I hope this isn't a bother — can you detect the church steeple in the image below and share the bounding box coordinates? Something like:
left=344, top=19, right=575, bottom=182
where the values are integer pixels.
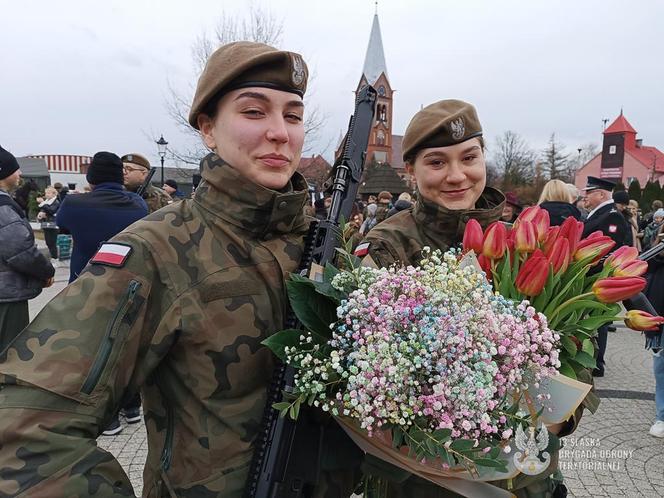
left=356, top=12, right=394, bottom=167
left=361, top=13, right=389, bottom=86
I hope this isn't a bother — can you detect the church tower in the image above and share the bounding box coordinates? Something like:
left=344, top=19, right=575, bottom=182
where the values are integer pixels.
left=357, top=12, right=393, bottom=165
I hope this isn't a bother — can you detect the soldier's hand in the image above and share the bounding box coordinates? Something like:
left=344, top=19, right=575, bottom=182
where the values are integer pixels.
left=43, top=277, right=55, bottom=288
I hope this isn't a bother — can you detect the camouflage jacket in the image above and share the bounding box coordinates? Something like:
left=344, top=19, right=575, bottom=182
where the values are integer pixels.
left=142, top=184, right=172, bottom=214
left=0, top=153, right=311, bottom=497
left=362, top=187, right=505, bottom=268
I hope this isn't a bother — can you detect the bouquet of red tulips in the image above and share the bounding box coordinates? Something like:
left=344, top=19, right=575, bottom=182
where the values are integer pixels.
left=463, top=206, right=664, bottom=382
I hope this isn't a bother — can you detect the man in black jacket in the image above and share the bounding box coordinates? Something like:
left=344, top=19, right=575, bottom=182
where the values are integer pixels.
left=0, top=146, right=55, bottom=349
left=581, top=176, right=631, bottom=377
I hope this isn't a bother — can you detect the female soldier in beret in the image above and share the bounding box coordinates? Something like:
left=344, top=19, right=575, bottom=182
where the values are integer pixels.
left=0, top=42, right=356, bottom=498
left=361, top=99, right=504, bottom=269
left=360, top=100, right=571, bottom=498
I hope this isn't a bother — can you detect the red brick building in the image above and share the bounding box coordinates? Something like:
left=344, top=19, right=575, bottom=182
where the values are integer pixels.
left=575, top=112, right=664, bottom=188
left=297, top=154, right=332, bottom=190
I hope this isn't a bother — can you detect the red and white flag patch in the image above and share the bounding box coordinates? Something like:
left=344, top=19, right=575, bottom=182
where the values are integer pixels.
left=354, top=242, right=370, bottom=257
left=90, top=243, right=133, bottom=267
left=608, top=224, right=617, bottom=233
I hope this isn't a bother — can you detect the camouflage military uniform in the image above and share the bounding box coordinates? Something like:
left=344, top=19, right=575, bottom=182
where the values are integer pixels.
left=0, top=153, right=323, bottom=497
left=361, top=188, right=580, bottom=498
left=363, top=187, right=505, bottom=268
left=140, top=184, right=172, bottom=214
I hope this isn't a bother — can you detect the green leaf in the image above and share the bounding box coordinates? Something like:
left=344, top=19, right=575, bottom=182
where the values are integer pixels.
left=559, top=362, right=577, bottom=379
left=286, top=276, right=337, bottom=338
left=450, top=439, right=476, bottom=452
left=551, top=299, right=610, bottom=328
left=582, top=339, right=595, bottom=356
left=498, top=255, right=513, bottom=297
left=487, top=447, right=501, bottom=459
left=570, top=351, right=596, bottom=369
left=425, top=438, right=437, bottom=455
left=474, top=458, right=508, bottom=469
left=323, top=262, right=340, bottom=283
left=272, top=401, right=291, bottom=412
left=437, top=447, right=456, bottom=467
left=532, top=287, right=549, bottom=312
left=393, top=427, right=404, bottom=448
left=560, top=336, right=577, bottom=356
left=262, top=329, right=304, bottom=362
left=576, top=315, right=617, bottom=331
left=432, top=429, right=452, bottom=441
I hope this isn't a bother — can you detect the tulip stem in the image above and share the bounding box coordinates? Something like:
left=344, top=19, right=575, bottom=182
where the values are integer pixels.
left=549, top=292, right=594, bottom=327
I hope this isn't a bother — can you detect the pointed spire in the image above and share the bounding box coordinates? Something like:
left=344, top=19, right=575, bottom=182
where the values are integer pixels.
left=362, top=13, right=388, bottom=86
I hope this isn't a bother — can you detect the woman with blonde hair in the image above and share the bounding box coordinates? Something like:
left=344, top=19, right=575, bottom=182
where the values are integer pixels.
left=36, top=185, right=61, bottom=259
left=537, top=178, right=581, bottom=226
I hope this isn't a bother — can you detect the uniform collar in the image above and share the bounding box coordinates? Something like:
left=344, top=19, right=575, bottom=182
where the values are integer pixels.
left=193, top=153, right=309, bottom=238
left=587, top=199, right=614, bottom=219
left=413, top=186, right=505, bottom=243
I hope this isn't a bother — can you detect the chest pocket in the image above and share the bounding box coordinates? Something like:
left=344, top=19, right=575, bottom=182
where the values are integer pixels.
left=80, top=279, right=147, bottom=397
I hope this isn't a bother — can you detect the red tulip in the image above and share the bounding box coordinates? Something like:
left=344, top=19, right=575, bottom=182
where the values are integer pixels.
left=624, top=310, right=664, bottom=331
left=514, top=220, right=537, bottom=253
left=542, top=226, right=561, bottom=256
left=592, top=276, right=647, bottom=303
left=515, top=249, right=549, bottom=296
left=605, top=246, right=639, bottom=269
left=533, top=209, right=550, bottom=242
left=482, top=222, right=507, bottom=260
left=478, top=254, right=492, bottom=276
left=574, top=236, right=615, bottom=262
left=547, top=237, right=571, bottom=273
left=614, top=260, right=648, bottom=277
left=559, top=217, right=584, bottom=255
left=517, top=206, right=540, bottom=223
left=583, top=231, right=605, bottom=242
left=463, top=219, right=484, bottom=255
left=506, top=228, right=515, bottom=254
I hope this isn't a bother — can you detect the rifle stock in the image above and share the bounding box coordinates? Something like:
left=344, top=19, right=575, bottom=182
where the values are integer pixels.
left=246, top=85, right=377, bottom=498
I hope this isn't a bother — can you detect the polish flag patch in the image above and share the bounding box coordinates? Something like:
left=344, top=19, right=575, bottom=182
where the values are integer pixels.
left=90, top=243, right=133, bottom=267
left=354, top=242, right=370, bottom=257
left=609, top=224, right=617, bottom=233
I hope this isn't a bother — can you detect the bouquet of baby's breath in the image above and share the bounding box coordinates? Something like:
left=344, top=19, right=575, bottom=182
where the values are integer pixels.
left=264, top=248, right=561, bottom=481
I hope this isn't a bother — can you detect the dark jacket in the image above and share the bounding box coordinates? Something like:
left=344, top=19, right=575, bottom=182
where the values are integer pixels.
left=38, top=198, right=60, bottom=223
left=539, top=201, right=581, bottom=226
left=56, top=183, right=148, bottom=282
left=582, top=202, right=631, bottom=248
left=0, top=191, right=55, bottom=302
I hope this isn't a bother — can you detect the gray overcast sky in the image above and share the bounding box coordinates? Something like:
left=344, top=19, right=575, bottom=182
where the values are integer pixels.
left=1, top=0, right=663, bottom=167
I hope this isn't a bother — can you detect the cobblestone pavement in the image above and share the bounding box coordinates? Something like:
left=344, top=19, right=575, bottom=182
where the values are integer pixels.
left=29, top=268, right=664, bottom=497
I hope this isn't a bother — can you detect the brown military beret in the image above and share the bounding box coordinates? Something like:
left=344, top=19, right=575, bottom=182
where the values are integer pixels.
left=402, top=99, right=483, bottom=162
left=121, top=153, right=151, bottom=170
left=188, top=41, right=309, bottom=129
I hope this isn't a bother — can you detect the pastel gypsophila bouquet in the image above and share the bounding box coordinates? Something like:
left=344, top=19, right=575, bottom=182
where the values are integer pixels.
left=462, top=206, right=664, bottom=383
left=264, top=248, right=560, bottom=476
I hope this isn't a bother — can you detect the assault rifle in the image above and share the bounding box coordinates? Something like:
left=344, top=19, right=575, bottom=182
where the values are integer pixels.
left=135, top=167, right=157, bottom=197
left=246, top=84, right=377, bottom=498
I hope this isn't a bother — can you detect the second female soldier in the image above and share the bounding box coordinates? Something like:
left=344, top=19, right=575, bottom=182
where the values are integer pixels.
left=359, top=100, right=573, bottom=498
left=0, top=42, right=356, bottom=498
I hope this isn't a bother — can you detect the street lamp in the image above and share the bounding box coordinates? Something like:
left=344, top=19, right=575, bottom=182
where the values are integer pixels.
left=156, top=135, right=168, bottom=185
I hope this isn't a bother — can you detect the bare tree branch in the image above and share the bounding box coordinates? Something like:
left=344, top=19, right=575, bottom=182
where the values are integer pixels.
left=492, top=131, right=536, bottom=189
